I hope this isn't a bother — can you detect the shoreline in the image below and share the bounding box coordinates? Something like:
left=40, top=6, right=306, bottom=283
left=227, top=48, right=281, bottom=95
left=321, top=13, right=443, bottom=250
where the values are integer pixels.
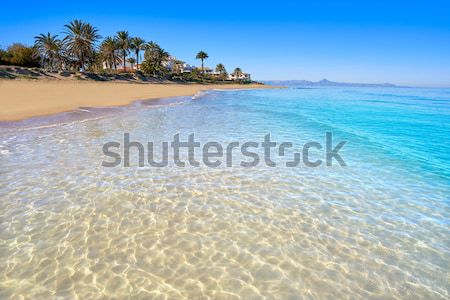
left=0, top=80, right=276, bottom=122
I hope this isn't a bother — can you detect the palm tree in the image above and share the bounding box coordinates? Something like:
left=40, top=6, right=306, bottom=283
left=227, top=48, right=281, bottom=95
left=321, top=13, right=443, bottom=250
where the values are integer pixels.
left=34, top=33, right=63, bottom=70
left=233, top=67, right=243, bottom=79
left=127, top=57, right=136, bottom=70
left=195, top=51, right=208, bottom=74
left=142, top=41, right=169, bottom=76
left=115, top=31, right=130, bottom=72
left=91, top=50, right=103, bottom=72
left=215, top=63, right=227, bottom=80
left=156, top=47, right=170, bottom=75
left=63, top=19, right=100, bottom=71
left=130, top=37, right=145, bottom=70
left=100, top=37, right=121, bottom=71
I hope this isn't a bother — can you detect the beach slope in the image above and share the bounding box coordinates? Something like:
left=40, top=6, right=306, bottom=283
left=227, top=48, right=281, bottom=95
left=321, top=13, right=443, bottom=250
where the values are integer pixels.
left=0, top=81, right=271, bottom=121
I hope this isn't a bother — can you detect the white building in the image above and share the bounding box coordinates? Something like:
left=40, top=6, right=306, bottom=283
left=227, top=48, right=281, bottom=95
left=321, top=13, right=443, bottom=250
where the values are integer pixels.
left=162, top=56, right=177, bottom=69
left=229, top=72, right=251, bottom=81
left=102, top=60, right=139, bottom=72
left=198, top=67, right=213, bottom=74
left=181, top=63, right=195, bottom=73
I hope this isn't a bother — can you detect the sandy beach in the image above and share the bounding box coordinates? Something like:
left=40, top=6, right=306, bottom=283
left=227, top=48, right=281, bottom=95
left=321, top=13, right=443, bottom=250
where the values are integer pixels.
left=0, top=80, right=271, bottom=121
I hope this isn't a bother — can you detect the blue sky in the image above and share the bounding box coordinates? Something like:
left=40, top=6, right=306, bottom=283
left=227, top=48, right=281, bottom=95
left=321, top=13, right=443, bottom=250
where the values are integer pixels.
left=1, top=0, right=449, bottom=86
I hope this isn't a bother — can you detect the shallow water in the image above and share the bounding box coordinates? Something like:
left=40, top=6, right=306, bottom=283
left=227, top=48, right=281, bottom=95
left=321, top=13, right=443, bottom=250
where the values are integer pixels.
left=0, top=87, right=449, bottom=299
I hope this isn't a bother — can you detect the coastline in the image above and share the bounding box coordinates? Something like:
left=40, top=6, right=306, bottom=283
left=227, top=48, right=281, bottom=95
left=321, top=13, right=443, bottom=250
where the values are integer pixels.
left=0, top=80, right=276, bottom=121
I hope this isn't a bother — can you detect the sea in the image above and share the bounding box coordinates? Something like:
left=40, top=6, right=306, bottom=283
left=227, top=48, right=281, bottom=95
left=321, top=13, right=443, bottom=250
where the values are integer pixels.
left=0, top=86, right=449, bottom=299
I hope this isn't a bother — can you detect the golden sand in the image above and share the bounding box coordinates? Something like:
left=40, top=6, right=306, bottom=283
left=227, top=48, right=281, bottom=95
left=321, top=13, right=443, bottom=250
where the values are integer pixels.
left=0, top=80, right=271, bottom=121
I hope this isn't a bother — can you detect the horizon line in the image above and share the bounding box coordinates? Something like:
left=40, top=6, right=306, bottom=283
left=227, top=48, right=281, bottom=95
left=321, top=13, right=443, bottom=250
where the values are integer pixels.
left=258, top=79, right=450, bottom=89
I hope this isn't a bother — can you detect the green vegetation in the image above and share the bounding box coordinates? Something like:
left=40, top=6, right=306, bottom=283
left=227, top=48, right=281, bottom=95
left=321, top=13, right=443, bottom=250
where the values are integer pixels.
left=115, top=31, right=130, bottom=72
left=0, top=44, right=39, bottom=67
left=234, top=67, right=243, bottom=76
left=34, top=33, right=63, bottom=70
left=215, top=63, right=227, bottom=81
left=127, top=57, right=136, bottom=69
left=130, top=37, right=145, bottom=68
left=141, top=41, right=169, bottom=77
left=195, top=51, right=209, bottom=75
left=63, top=19, right=100, bottom=71
left=0, top=19, right=255, bottom=83
left=99, top=37, right=120, bottom=71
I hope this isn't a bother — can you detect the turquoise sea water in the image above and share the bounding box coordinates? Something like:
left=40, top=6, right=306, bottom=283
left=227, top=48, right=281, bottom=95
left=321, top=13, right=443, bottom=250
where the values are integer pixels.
left=0, top=87, right=449, bottom=299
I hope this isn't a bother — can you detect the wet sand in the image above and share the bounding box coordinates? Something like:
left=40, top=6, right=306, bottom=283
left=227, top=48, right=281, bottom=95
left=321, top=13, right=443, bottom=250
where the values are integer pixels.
left=0, top=80, right=271, bottom=121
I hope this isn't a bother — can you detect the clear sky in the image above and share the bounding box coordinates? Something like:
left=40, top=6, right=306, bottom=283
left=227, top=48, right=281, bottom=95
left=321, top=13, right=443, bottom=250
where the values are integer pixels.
left=1, top=0, right=449, bottom=86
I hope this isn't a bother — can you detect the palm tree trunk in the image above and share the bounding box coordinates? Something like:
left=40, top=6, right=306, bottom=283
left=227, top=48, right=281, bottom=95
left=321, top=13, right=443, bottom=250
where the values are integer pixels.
left=201, top=59, right=204, bottom=74
left=112, top=54, right=117, bottom=72
left=136, top=50, right=139, bottom=71
left=123, top=51, right=126, bottom=72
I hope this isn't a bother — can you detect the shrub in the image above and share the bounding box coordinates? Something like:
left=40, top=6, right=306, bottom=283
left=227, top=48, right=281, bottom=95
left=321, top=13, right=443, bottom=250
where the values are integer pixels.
left=4, top=44, right=40, bottom=67
left=0, top=49, right=12, bottom=65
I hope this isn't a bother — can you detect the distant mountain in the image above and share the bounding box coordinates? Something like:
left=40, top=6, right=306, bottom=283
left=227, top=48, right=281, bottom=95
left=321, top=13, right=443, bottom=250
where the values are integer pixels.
left=263, top=79, right=399, bottom=87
